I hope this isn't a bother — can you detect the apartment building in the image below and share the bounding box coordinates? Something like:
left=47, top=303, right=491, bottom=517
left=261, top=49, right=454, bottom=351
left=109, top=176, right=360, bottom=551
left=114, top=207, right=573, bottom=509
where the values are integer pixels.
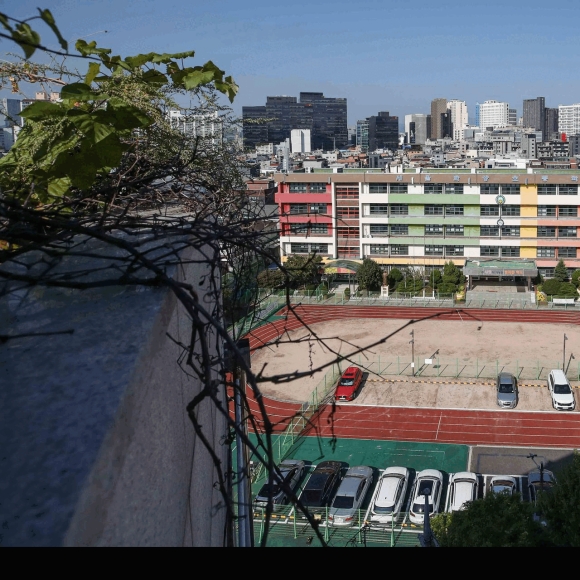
left=558, top=103, right=580, bottom=137
left=477, top=100, right=510, bottom=130
left=275, top=169, right=580, bottom=278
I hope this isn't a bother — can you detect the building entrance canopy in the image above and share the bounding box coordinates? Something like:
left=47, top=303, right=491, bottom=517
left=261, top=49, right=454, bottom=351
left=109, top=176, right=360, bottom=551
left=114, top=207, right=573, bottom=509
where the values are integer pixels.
left=463, top=260, right=538, bottom=278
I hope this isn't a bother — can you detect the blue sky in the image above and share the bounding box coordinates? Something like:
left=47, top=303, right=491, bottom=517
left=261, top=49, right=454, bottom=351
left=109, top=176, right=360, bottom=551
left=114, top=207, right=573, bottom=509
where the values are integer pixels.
left=5, top=0, right=580, bottom=126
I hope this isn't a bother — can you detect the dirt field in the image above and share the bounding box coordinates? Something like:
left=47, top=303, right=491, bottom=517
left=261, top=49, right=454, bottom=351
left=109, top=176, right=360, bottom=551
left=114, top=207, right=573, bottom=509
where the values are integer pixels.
left=251, top=318, right=580, bottom=412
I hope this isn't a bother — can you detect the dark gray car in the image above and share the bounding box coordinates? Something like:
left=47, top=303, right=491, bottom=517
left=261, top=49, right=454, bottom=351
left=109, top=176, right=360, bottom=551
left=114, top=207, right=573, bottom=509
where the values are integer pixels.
left=496, top=372, right=518, bottom=409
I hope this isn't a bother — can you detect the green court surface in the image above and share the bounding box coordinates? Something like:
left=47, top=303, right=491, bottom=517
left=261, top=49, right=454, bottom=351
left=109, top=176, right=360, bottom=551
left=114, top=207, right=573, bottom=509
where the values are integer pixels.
left=247, top=436, right=469, bottom=547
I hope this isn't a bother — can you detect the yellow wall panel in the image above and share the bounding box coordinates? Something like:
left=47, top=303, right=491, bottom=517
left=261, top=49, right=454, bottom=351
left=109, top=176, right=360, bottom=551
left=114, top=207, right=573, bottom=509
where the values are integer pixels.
left=520, top=247, right=537, bottom=258
left=520, top=226, right=537, bottom=238
left=521, top=206, right=537, bottom=218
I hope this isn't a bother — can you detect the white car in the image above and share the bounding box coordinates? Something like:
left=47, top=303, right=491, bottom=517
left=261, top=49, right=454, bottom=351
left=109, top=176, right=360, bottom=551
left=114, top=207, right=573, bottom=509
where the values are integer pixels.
left=448, top=472, right=479, bottom=512
left=488, top=475, right=518, bottom=496
left=409, top=469, right=443, bottom=525
left=369, top=466, right=410, bottom=524
left=547, top=370, right=576, bottom=411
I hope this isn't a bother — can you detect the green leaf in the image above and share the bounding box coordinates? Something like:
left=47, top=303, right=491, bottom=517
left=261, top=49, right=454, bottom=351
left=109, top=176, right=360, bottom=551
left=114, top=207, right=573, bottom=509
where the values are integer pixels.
left=60, top=83, right=99, bottom=101
left=75, top=39, right=112, bottom=57
left=12, top=22, right=41, bottom=59
left=47, top=177, right=72, bottom=197
left=0, top=12, right=12, bottom=32
left=37, top=8, right=68, bottom=52
left=150, top=50, right=195, bottom=63
left=20, top=100, right=63, bottom=120
left=181, top=69, right=217, bottom=90
left=141, top=69, right=168, bottom=86
left=124, top=53, right=156, bottom=69
left=84, top=62, right=101, bottom=85
left=107, top=98, right=153, bottom=130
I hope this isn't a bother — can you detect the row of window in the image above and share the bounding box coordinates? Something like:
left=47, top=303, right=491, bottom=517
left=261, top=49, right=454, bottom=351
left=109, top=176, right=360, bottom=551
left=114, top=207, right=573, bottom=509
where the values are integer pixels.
left=286, top=203, right=580, bottom=217
left=286, top=183, right=580, bottom=196
left=286, top=223, right=329, bottom=235
left=290, top=243, right=330, bottom=254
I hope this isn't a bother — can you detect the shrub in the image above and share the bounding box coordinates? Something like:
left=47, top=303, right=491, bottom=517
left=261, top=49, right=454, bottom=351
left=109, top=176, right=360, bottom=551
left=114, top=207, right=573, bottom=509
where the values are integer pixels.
left=343, top=288, right=351, bottom=299
left=558, top=282, right=578, bottom=298
left=542, top=278, right=561, bottom=296
left=572, top=270, right=580, bottom=288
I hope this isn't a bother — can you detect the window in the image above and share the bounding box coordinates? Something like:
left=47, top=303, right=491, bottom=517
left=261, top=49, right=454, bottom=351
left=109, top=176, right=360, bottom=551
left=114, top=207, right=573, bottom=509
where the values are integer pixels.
left=539, top=268, right=555, bottom=278
left=559, top=247, right=577, bottom=258
left=481, top=225, right=499, bottom=237
left=390, top=224, right=408, bottom=236
left=337, top=227, right=359, bottom=238
left=502, top=205, right=520, bottom=216
left=289, top=183, right=307, bottom=193
left=335, top=185, right=359, bottom=199
left=538, top=226, right=556, bottom=237
left=390, top=184, right=408, bottom=194
left=337, top=245, right=359, bottom=258
left=538, top=205, right=557, bottom=217
left=445, top=205, right=464, bottom=216
left=369, top=204, right=389, bottom=215
left=501, top=246, right=520, bottom=257
left=559, top=206, right=578, bottom=217
left=425, top=205, right=444, bottom=215
left=309, top=183, right=326, bottom=193
left=390, top=204, right=408, bottom=215
left=369, top=224, right=389, bottom=236
left=502, top=184, right=520, bottom=195
left=481, top=246, right=500, bottom=256
left=290, top=243, right=309, bottom=253
left=559, top=227, right=577, bottom=238
left=538, top=185, right=557, bottom=195
left=369, top=244, right=389, bottom=254
left=289, top=204, right=307, bottom=214
left=310, top=243, right=329, bottom=253
left=445, top=184, right=464, bottom=194
left=480, top=184, right=500, bottom=195
left=425, top=245, right=444, bottom=255
left=424, top=183, right=444, bottom=194
left=425, top=224, right=443, bottom=235
left=481, top=205, right=500, bottom=216
left=310, top=224, right=329, bottom=235
left=289, top=223, right=309, bottom=234
left=501, top=226, right=520, bottom=237
left=446, top=246, right=464, bottom=256
left=309, top=203, right=327, bottom=214
left=446, top=225, right=464, bottom=236
left=537, top=247, right=556, bottom=258
left=369, top=184, right=388, bottom=193
left=390, top=245, right=409, bottom=255
left=559, top=185, right=578, bottom=195
left=336, top=206, right=359, bottom=218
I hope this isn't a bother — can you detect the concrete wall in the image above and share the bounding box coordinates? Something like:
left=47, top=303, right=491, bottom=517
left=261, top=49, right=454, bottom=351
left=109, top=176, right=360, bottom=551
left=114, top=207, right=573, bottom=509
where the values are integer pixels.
left=0, top=243, right=228, bottom=546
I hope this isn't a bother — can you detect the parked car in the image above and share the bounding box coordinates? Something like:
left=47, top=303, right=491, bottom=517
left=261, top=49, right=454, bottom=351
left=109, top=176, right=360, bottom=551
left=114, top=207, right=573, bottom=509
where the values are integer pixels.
left=496, top=372, right=518, bottom=409
left=299, top=461, right=343, bottom=513
left=328, top=465, right=374, bottom=526
left=547, top=370, right=576, bottom=411
left=488, top=475, right=517, bottom=495
left=254, top=459, right=305, bottom=508
left=369, top=466, right=410, bottom=524
left=334, top=366, right=364, bottom=402
left=448, top=472, right=479, bottom=512
left=409, top=469, right=444, bottom=525
left=527, top=469, right=556, bottom=504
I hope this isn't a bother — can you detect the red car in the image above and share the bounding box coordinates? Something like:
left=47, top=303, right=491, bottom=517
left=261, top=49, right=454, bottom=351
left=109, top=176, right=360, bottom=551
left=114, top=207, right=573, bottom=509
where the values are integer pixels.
left=334, top=367, right=363, bottom=401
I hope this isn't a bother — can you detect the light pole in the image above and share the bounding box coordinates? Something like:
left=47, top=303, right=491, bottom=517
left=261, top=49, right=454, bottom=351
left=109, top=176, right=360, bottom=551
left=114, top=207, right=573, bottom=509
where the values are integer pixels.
left=527, top=453, right=545, bottom=494
left=563, top=333, right=568, bottom=372
left=410, top=329, right=415, bottom=376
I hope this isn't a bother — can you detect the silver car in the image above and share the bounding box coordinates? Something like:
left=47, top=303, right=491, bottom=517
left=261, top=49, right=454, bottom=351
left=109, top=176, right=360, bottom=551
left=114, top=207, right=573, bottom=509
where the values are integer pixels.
left=409, top=469, right=444, bottom=525
left=254, top=459, right=305, bottom=507
left=496, top=372, right=518, bottom=409
left=369, top=466, right=410, bottom=524
left=488, top=475, right=517, bottom=496
left=328, top=465, right=374, bottom=526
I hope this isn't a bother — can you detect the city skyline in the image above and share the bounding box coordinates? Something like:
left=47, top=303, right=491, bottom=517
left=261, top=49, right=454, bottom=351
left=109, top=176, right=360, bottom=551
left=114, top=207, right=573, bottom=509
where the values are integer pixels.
left=5, top=0, right=580, bottom=126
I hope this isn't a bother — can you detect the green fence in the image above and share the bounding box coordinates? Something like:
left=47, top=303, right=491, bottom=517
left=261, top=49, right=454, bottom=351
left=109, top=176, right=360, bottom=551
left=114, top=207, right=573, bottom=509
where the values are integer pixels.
left=252, top=504, right=421, bottom=547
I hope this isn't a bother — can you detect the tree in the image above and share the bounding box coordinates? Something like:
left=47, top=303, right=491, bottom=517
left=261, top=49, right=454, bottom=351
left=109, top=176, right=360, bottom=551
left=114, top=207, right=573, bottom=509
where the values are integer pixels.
left=554, top=259, right=569, bottom=282
left=542, top=278, right=562, bottom=296
left=284, top=254, right=323, bottom=287
left=428, top=269, right=442, bottom=288
left=387, top=268, right=403, bottom=289
left=537, top=452, right=580, bottom=546
left=257, top=268, right=286, bottom=288
left=558, top=282, right=578, bottom=298
left=442, top=260, right=464, bottom=289
left=431, top=492, right=547, bottom=547
left=356, top=258, right=383, bottom=291
left=571, top=269, right=580, bottom=288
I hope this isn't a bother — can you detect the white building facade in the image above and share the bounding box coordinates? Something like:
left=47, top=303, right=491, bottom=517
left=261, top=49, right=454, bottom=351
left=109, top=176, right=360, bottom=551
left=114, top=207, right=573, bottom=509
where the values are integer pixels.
left=558, top=104, right=580, bottom=137
left=447, top=100, right=468, bottom=141
left=478, top=100, right=509, bottom=130
left=290, top=128, right=311, bottom=153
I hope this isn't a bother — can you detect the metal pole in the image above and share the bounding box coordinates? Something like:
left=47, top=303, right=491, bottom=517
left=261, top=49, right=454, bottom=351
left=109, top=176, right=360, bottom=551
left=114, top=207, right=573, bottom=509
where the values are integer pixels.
left=410, top=330, right=415, bottom=377
left=563, top=333, right=568, bottom=372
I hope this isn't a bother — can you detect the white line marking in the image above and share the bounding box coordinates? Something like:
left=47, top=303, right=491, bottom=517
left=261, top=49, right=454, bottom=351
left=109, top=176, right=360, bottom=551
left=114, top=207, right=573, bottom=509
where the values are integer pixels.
left=436, top=413, right=443, bottom=440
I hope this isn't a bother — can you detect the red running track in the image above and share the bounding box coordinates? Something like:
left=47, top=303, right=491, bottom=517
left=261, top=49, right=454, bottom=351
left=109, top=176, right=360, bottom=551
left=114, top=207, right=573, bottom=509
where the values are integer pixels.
left=242, top=305, right=580, bottom=448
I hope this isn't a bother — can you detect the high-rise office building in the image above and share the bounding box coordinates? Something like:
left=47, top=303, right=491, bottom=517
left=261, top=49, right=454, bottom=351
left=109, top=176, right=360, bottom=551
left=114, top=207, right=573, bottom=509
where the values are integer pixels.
left=0, top=98, right=22, bottom=128
left=478, top=100, right=509, bottom=130
left=509, top=109, right=518, bottom=126
left=405, top=114, right=431, bottom=145
left=291, top=129, right=311, bottom=153
left=544, top=108, right=559, bottom=141
left=367, top=111, right=398, bottom=151
left=523, top=97, right=546, bottom=133
left=558, top=104, right=580, bottom=137
left=430, top=98, right=449, bottom=139
left=447, top=100, right=468, bottom=140
left=243, top=92, right=347, bottom=151
left=356, top=119, right=369, bottom=151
